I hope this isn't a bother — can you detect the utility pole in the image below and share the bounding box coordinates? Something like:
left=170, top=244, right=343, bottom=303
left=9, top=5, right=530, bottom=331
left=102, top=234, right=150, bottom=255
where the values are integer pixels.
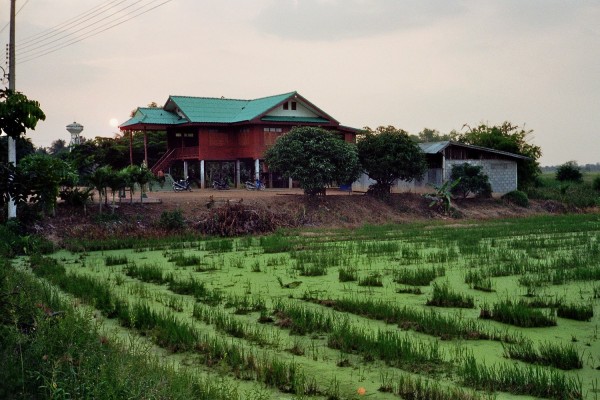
left=7, top=0, right=16, bottom=219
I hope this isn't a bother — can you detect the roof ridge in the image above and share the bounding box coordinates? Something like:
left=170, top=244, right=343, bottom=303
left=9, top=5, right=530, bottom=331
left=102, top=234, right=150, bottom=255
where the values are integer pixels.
left=169, top=94, right=249, bottom=102
left=248, top=91, right=297, bottom=102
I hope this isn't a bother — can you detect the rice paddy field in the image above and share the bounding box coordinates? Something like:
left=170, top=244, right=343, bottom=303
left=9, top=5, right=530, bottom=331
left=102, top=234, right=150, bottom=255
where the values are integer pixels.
left=20, top=213, right=600, bottom=399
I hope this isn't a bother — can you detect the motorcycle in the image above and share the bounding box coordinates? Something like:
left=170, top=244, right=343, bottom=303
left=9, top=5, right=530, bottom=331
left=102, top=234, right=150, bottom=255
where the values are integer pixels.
left=245, top=179, right=265, bottom=191
left=212, top=178, right=230, bottom=190
left=172, top=178, right=192, bottom=192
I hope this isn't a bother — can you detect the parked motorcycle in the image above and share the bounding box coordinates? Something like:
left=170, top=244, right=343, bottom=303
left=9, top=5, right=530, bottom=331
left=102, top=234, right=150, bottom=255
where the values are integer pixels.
left=245, top=179, right=265, bottom=191
left=212, top=178, right=230, bottom=190
left=172, top=178, right=192, bottom=192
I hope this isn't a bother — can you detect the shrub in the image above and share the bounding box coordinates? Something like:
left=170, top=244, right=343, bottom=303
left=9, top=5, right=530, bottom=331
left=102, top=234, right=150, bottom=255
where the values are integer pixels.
left=556, top=161, right=583, bottom=183
left=593, top=176, right=600, bottom=192
left=159, top=209, right=185, bottom=230
left=450, top=163, right=492, bottom=198
left=501, top=190, right=529, bottom=207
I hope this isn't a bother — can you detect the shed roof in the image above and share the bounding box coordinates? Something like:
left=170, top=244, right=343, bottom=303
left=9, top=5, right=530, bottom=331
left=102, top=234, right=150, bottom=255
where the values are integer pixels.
left=119, top=107, right=185, bottom=128
left=419, top=141, right=531, bottom=160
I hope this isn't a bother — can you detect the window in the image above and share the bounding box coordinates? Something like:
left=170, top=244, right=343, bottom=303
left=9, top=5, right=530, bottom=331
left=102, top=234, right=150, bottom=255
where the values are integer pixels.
left=263, top=127, right=282, bottom=133
left=291, top=101, right=297, bottom=110
left=283, top=102, right=289, bottom=110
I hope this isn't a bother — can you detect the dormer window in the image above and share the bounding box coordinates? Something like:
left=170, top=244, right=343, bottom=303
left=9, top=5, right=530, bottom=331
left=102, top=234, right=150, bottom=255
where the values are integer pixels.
left=291, top=101, right=297, bottom=110
left=283, top=102, right=289, bottom=110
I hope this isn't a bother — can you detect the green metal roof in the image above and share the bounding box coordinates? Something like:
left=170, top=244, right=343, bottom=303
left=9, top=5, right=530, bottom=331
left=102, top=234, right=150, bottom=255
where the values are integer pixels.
left=167, top=92, right=298, bottom=124
left=120, top=107, right=184, bottom=128
left=260, top=116, right=330, bottom=123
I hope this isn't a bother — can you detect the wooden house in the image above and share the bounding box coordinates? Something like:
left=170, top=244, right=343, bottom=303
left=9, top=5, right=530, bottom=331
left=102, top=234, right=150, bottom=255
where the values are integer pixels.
left=120, top=91, right=358, bottom=188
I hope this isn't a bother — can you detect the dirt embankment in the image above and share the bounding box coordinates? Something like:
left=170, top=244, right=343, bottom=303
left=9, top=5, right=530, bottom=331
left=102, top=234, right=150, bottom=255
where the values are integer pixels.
left=31, top=188, right=587, bottom=245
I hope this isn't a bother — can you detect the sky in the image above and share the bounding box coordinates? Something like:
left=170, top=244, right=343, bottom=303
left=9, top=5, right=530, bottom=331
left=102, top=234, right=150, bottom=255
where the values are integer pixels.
left=1, top=0, right=599, bottom=166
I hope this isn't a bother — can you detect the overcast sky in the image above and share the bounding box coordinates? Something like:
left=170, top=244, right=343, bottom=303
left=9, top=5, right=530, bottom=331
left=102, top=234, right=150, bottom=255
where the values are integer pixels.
left=1, top=0, right=599, bottom=166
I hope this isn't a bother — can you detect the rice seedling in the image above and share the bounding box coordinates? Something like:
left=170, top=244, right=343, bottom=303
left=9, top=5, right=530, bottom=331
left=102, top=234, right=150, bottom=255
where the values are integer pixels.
left=382, top=373, right=494, bottom=400
left=224, top=294, right=267, bottom=314
left=295, top=261, right=327, bottom=277
left=426, top=282, right=475, bottom=308
left=124, top=262, right=164, bottom=283
left=459, top=353, right=582, bottom=399
left=503, top=340, right=583, bottom=370
left=358, top=272, right=383, bottom=287
left=393, top=266, right=445, bottom=286
left=105, top=254, right=128, bottom=266
left=395, top=286, right=422, bottom=295
left=168, top=252, right=202, bottom=267
left=464, top=270, right=494, bottom=292
left=260, top=233, right=294, bottom=253
left=250, top=260, right=261, bottom=272
left=203, top=238, right=234, bottom=253
left=272, top=299, right=338, bottom=335
left=479, top=299, right=557, bottom=327
left=229, top=257, right=245, bottom=269
left=338, top=266, right=357, bottom=282
left=557, top=302, right=594, bottom=321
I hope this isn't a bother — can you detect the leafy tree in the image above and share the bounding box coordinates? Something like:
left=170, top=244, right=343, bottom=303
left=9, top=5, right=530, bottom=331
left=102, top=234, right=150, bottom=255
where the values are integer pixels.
left=451, top=122, right=541, bottom=189
left=593, top=176, right=600, bottom=192
left=106, top=168, right=127, bottom=213
left=264, top=127, right=360, bottom=196
left=17, top=153, right=76, bottom=216
left=411, top=128, right=451, bottom=143
left=450, top=163, right=492, bottom=199
left=0, top=89, right=46, bottom=141
left=556, top=161, right=583, bottom=183
left=0, top=136, right=35, bottom=163
left=123, top=164, right=154, bottom=204
left=88, top=166, right=112, bottom=213
left=357, top=126, right=427, bottom=196
left=48, top=139, right=68, bottom=156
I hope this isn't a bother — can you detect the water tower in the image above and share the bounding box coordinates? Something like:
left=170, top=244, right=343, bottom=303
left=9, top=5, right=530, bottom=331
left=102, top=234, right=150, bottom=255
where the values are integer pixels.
left=66, top=121, right=84, bottom=148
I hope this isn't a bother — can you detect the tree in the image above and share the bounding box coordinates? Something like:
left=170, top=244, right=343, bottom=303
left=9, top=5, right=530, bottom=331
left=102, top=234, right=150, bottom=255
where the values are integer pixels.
left=449, top=163, right=492, bottom=199
left=0, top=136, right=35, bottom=163
left=48, top=139, right=68, bottom=156
left=451, top=122, right=541, bottom=189
left=556, top=161, right=583, bottom=183
left=18, top=153, right=76, bottom=216
left=88, top=166, right=112, bottom=213
left=125, top=164, right=154, bottom=205
left=264, top=127, right=360, bottom=196
left=357, top=126, right=427, bottom=196
left=411, top=128, right=451, bottom=143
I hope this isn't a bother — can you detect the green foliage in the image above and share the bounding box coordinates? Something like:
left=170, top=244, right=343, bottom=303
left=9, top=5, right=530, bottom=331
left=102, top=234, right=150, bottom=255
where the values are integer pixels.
left=452, top=122, right=541, bottom=189
left=425, top=178, right=461, bottom=214
left=556, top=161, right=583, bottom=183
left=357, top=126, right=427, bottom=196
left=159, top=209, right=186, bottom=230
left=88, top=166, right=113, bottom=213
left=264, top=126, right=360, bottom=196
left=18, top=153, right=77, bottom=216
left=501, top=190, right=529, bottom=207
left=450, top=163, right=492, bottom=198
left=593, top=176, right=600, bottom=191
left=0, top=89, right=46, bottom=139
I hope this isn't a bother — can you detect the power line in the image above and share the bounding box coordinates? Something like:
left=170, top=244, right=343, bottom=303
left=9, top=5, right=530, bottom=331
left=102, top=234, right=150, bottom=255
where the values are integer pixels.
left=18, top=0, right=155, bottom=55
left=0, top=0, right=31, bottom=34
left=18, top=0, right=127, bottom=46
left=19, top=0, right=173, bottom=64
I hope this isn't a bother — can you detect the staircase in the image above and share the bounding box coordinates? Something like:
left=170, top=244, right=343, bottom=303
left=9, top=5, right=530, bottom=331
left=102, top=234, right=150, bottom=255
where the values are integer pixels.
left=151, top=149, right=176, bottom=174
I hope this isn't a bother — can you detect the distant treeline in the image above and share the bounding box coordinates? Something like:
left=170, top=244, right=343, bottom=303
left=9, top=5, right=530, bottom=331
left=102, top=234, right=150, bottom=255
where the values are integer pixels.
left=541, top=163, right=600, bottom=173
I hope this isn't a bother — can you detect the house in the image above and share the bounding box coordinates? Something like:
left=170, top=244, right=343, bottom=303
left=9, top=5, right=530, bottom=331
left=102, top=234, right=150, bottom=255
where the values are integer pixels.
left=353, top=141, right=530, bottom=194
left=120, top=91, right=359, bottom=188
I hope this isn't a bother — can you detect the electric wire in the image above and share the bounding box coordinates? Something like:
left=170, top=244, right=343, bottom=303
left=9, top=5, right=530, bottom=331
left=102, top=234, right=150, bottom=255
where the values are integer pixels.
left=0, top=0, right=31, bottom=34
left=18, top=0, right=156, bottom=55
left=19, top=0, right=173, bottom=64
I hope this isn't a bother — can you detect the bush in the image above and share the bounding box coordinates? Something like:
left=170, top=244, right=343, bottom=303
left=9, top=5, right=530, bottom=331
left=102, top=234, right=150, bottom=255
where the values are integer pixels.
left=450, top=163, right=492, bottom=198
left=593, top=176, right=600, bottom=192
left=159, top=209, right=185, bottom=230
left=556, top=161, right=583, bottom=183
left=501, top=190, right=529, bottom=207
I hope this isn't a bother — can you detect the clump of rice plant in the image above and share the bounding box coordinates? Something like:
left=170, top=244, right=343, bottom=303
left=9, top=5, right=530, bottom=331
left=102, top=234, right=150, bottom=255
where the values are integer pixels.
left=105, top=254, right=128, bottom=266
left=203, top=238, right=234, bottom=253
left=459, top=353, right=582, bottom=399
left=396, top=286, right=422, bottom=295
left=125, top=263, right=164, bottom=283
left=557, top=302, right=593, bottom=321
left=464, top=270, right=494, bottom=292
left=426, top=282, right=475, bottom=308
left=503, top=340, right=583, bottom=370
left=381, top=373, right=494, bottom=400
left=250, top=260, right=261, bottom=272
left=338, top=266, right=357, bottom=282
left=393, top=266, right=445, bottom=286
left=295, top=262, right=327, bottom=277
left=168, top=252, right=202, bottom=267
left=358, top=272, right=383, bottom=287
left=479, top=299, right=557, bottom=327
left=260, top=233, right=294, bottom=253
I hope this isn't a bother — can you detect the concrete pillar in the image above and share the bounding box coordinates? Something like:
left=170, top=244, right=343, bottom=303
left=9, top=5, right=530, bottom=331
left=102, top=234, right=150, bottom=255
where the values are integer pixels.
left=236, top=160, right=241, bottom=188
left=254, top=159, right=260, bottom=181
left=183, top=160, right=189, bottom=179
left=200, top=160, right=205, bottom=189
left=289, top=177, right=293, bottom=189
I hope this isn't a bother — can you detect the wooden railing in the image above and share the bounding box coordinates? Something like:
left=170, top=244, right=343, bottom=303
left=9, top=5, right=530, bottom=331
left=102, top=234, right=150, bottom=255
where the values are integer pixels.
left=150, top=147, right=200, bottom=174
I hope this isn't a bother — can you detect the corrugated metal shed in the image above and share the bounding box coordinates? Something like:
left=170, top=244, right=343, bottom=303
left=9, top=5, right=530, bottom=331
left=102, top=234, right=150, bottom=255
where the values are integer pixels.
left=419, top=141, right=530, bottom=160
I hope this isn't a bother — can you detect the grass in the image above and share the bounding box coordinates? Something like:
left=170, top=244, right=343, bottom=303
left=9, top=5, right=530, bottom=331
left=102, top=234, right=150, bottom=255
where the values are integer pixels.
left=338, top=266, right=357, bottom=282
left=480, top=299, right=557, bottom=327
left=557, top=302, right=594, bottom=321
left=105, top=254, right=128, bottom=266
left=358, top=272, right=384, bottom=287
left=503, top=340, right=583, bottom=370
left=426, top=282, right=475, bottom=308
left=394, top=266, right=445, bottom=286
